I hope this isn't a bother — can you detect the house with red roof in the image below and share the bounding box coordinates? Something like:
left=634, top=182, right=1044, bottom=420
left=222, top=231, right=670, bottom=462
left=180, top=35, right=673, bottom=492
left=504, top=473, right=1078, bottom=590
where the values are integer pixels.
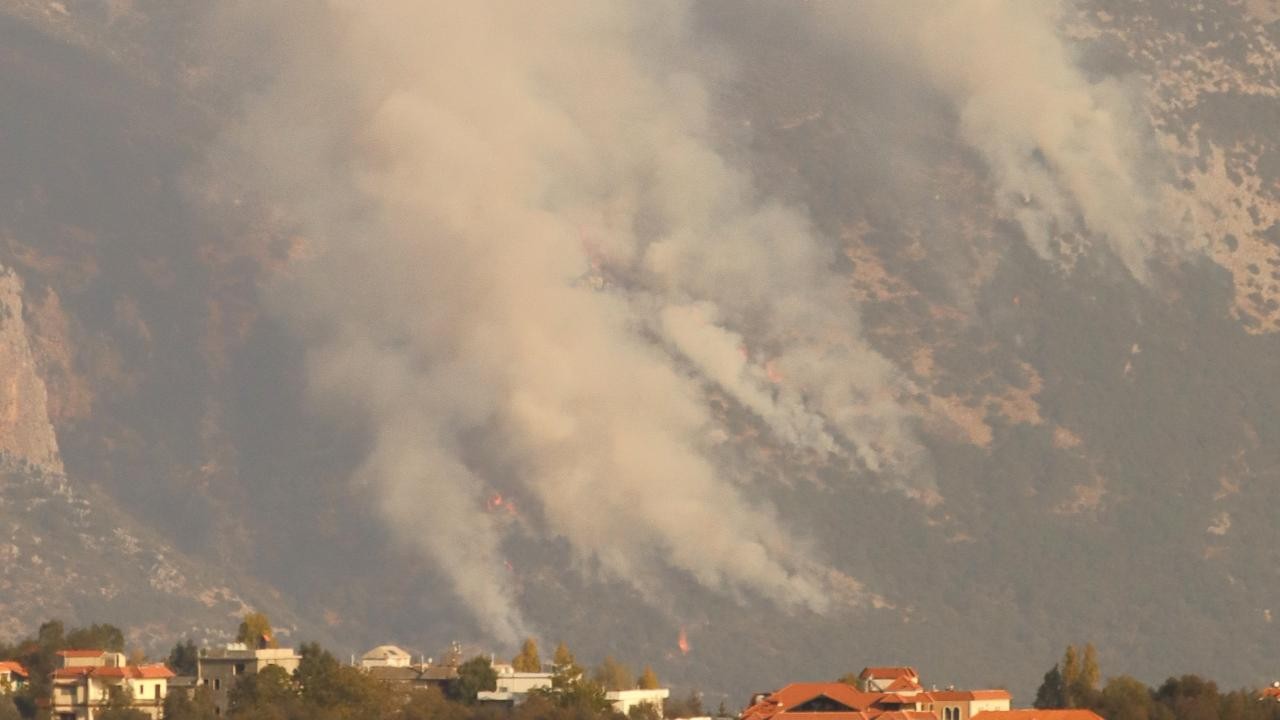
left=50, top=650, right=174, bottom=720
left=0, top=661, right=28, bottom=692
left=740, top=667, right=1011, bottom=720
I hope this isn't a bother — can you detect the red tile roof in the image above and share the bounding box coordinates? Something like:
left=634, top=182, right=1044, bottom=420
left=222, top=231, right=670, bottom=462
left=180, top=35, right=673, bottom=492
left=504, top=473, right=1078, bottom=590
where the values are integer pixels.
left=972, top=710, right=1103, bottom=720
left=742, top=683, right=903, bottom=720
left=134, top=664, right=175, bottom=679
left=0, top=661, right=28, bottom=678
left=1260, top=687, right=1280, bottom=701
left=52, top=664, right=174, bottom=680
left=885, top=677, right=924, bottom=692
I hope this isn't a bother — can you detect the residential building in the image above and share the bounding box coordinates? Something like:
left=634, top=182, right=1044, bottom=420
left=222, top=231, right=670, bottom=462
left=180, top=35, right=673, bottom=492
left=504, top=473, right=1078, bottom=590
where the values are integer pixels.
left=860, top=668, right=922, bottom=693
left=918, top=691, right=1011, bottom=720
left=360, top=645, right=413, bottom=669
left=364, top=664, right=457, bottom=691
left=742, top=667, right=1010, bottom=720
left=607, top=688, right=671, bottom=715
left=198, top=643, right=302, bottom=717
left=49, top=650, right=174, bottom=720
left=476, top=662, right=553, bottom=704
left=0, top=661, right=27, bottom=692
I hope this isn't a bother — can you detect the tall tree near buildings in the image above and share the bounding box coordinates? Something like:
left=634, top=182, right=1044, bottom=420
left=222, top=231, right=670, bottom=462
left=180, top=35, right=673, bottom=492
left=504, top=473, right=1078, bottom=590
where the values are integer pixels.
left=65, top=624, right=125, bottom=652
left=595, top=656, right=633, bottom=691
left=638, top=666, right=660, bottom=691
left=1034, top=665, right=1066, bottom=709
left=168, top=639, right=199, bottom=676
left=512, top=638, right=542, bottom=673
left=162, top=686, right=218, bottom=720
left=236, top=613, right=278, bottom=649
left=448, top=656, right=497, bottom=704
left=551, top=643, right=583, bottom=690
left=1061, top=646, right=1081, bottom=705
left=1070, top=644, right=1101, bottom=708
left=1099, top=675, right=1163, bottom=720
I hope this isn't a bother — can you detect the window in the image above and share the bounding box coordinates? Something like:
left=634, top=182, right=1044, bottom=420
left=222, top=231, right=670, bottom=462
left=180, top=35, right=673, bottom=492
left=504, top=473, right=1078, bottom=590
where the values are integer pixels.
left=234, top=663, right=246, bottom=675
left=214, top=678, right=221, bottom=690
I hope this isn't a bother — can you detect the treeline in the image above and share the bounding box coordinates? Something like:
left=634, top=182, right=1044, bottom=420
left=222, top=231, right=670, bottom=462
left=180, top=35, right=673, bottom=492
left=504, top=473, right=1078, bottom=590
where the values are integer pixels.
left=1034, top=644, right=1280, bottom=720
left=0, top=617, right=699, bottom=720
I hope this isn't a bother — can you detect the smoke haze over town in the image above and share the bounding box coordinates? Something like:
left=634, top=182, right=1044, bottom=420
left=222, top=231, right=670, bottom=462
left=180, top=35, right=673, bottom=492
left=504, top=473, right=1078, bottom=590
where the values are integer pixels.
left=2, top=0, right=1280, bottom=707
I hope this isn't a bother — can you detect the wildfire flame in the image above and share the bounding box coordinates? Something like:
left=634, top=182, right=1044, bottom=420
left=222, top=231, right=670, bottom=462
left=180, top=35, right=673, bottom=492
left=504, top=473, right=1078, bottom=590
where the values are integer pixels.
left=677, top=626, right=690, bottom=655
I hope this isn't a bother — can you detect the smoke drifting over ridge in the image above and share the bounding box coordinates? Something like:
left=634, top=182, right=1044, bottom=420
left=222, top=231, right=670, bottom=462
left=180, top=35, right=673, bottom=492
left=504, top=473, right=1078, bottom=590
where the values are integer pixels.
left=204, top=1, right=1185, bottom=643
left=208, top=1, right=930, bottom=643
left=816, top=1, right=1184, bottom=282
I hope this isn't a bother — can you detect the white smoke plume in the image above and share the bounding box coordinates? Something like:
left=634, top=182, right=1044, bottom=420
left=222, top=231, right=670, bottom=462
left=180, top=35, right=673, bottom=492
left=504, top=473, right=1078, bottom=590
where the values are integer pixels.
left=207, top=1, right=930, bottom=642
left=816, top=1, right=1179, bottom=283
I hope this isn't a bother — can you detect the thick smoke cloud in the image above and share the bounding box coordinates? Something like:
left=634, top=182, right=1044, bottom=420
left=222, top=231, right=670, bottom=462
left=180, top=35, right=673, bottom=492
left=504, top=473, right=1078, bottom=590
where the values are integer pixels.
left=816, top=1, right=1179, bottom=282
left=209, top=1, right=929, bottom=643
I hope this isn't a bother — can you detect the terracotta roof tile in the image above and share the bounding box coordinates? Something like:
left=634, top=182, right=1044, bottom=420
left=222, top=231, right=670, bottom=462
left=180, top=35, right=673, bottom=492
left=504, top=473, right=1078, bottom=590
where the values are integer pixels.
left=0, top=661, right=27, bottom=678
left=972, top=710, right=1103, bottom=720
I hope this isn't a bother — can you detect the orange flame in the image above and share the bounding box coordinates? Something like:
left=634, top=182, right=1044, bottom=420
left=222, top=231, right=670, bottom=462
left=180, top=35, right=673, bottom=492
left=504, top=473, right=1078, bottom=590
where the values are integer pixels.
left=677, top=626, right=690, bottom=655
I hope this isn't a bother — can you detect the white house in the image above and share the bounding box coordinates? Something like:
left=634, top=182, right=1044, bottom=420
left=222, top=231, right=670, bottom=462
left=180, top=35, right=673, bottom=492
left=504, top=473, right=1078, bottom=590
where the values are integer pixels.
left=360, top=645, right=414, bottom=669
left=607, top=688, right=671, bottom=715
left=477, top=662, right=554, bottom=704
left=50, top=650, right=174, bottom=720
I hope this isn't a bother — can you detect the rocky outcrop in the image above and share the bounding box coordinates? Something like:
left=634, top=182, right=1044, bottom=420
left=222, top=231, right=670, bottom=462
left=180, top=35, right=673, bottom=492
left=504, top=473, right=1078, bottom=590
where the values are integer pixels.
left=0, top=264, right=62, bottom=474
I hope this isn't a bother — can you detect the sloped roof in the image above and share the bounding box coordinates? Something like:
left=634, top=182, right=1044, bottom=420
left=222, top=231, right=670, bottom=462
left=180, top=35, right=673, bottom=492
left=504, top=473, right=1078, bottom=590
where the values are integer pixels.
left=53, top=664, right=173, bottom=680
left=972, top=710, right=1103, bottom=720
left=884, top=677, right=923, bottom=692
left=742, top=683, right=885, bottom=720
left=362, top=645, right=412, bottom=660
left=0, top=661, right=28, bottom=678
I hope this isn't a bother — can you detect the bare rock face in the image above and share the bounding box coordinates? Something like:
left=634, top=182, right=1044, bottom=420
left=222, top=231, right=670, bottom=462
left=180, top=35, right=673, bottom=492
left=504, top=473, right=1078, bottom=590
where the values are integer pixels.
left=0, top=264, right=62, bottom=474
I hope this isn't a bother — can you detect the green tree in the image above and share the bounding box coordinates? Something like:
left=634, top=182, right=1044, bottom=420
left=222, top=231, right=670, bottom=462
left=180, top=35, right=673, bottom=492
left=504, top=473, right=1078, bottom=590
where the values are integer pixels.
left=400, top=686, right=471, bottom=720
left=229, top=664, right=297, bottom=715
left=1154, top=675, right=1219, bottom=720
left=447, top=656, right=497, bottom=704
left=638, top=666, right=661, bottom=691
left=1034, top=665, right=1065, bottom=709
left=1099, top=676, right=1162, bottom=720
left=595, top=656, right=633, bottom=691
left=512, top=638, right=542, bottom=673
left=168, top=639, right=199, bottom=676
left=1061, top=646, right=1081, bottom=705
left=1069, top=644, right=1101, bottom=708
left=550, top=643, right=583, bottom=690
left=163, top=686, right=219, bottom=720
left=236, top=613, right=278, bottom=649
left=65, top=624, right=125, bottom=652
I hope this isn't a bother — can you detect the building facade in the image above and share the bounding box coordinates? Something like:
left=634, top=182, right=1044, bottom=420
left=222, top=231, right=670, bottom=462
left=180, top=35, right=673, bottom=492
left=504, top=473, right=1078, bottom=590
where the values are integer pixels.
left=0, top=661, right=27, bottom=693
left=49, top=650, right=173, bottom=720
left=198, top=644, right=302, bottom=717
